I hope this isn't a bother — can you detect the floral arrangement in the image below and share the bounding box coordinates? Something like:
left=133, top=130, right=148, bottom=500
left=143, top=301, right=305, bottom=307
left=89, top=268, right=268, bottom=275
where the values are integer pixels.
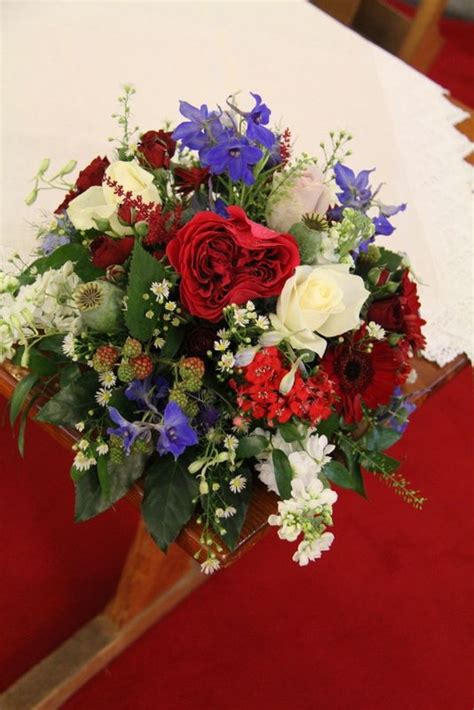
left=1, top=87, right=426, bottom=574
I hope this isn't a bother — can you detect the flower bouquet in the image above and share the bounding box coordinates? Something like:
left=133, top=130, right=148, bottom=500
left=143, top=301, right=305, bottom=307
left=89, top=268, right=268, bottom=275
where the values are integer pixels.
left=1, top=87, right=426, bottom=574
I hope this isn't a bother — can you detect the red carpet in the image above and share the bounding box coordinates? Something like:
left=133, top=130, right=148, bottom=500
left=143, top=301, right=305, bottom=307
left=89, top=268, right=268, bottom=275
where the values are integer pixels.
left=1, top=366, right=473, bottom=709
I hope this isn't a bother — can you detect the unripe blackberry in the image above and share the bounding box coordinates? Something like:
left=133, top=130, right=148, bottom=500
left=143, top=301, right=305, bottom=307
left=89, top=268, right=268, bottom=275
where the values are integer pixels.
left=117, top=362, right=136, bottom=382
left=131, top=354, right=154, bottom=380
left=109, top=447, right=125, bottom=464
left=132, top=438, right=153, bottom=455
left=122, top=337, right=142, bottom=358
left=168, top=387, right=188, bottom=410
left=109, top=434, right=124, bottom=450
left=183, top=399, right=199, bottom=418
left=92, top=345, right=119, bottom=373
left=179, top=357, right=205, bottom=392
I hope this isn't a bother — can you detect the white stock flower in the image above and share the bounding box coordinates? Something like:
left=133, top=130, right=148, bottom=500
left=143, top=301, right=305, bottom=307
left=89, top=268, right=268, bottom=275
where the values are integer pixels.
left=0, top=323, right=16, bottom=363
left=292, top=532, right=335, bottom=566
left=304, top=434, right=335, bottom=468
left=67, top=160, right=160, bottom=234
left=269, top=264, right=369, bottom=357
left=267, top=165, right=332, bottom=232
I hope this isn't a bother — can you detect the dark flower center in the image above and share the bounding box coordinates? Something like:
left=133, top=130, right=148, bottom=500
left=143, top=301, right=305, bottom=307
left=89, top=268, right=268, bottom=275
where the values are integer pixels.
left=344, top=360, right=362, bottom=381
left=229, top=148, right=241, bottom=158
left=166, top=426, right=178, bottom=441
left=335, top=350, right=374, bottom=394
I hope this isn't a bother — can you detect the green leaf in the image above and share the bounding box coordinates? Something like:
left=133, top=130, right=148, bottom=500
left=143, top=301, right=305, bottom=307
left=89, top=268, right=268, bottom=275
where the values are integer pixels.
left=20, top=244, right=103, bottom=285
left=35, top=370, right=98, bottom=426
left=212, top=468, right=253, bottom=551
left=159, top=327, right=185, bottom=361
left=338, top=436, right=367, bottom=498
left=59, top=364, right=82, bottom=388
left=278, top=421, right=305, bottom=443
left=317, top=413, right=340, bottom=439
left=125, top=242, right=168, bottom=341
left=141, top=452, right=199, bottom=552
left=272, top=449, right=293, bottom=500
left=322, top=460, right=358, bottom=491
left=375, top=247, right=404, bottom=272
left=74, top=451, right=147, bottom=521
left=360, top=449, right=400, bottom=475
left=12, top=346, right=60, bottom=377
left=37, top=334, right=66, bottom=356
left=236, top=434, right=268, bottom=459
left=363, top=426, right=401, bottom=452
left=96, top=455, right=110, bottom=496
left=17, top=391, right=42, bottom=456
left=9, top=373, right=39, bottom=426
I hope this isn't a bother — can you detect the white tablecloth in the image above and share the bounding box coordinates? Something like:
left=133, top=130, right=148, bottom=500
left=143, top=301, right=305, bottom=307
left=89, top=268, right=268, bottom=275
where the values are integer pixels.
left=1, top=0, right=472, bottom=364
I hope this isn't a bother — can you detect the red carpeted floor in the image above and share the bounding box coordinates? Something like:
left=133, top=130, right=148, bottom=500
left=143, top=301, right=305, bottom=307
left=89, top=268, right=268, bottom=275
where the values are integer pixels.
left=1, top=365, right=473, bottom=709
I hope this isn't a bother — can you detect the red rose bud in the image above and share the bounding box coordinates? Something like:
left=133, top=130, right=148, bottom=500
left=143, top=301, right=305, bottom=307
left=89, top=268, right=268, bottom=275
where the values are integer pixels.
left=131, top=354, right=154, bottom=380
left=368, top=297, right=404, bottom=331
left=90, top=236, right=135, bottom=269
left=138, top=130, right=176, bottom=169
left=166, top=206, right=300, bottom=322
left=377, top=268, right=391, bottom=286
left=117, top=202, right=135, bottom=225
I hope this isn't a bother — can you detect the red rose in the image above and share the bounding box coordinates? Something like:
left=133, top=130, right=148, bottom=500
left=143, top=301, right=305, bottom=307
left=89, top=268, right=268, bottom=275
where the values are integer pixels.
left=166, top=206, right=300, bottom=322
left=138, top=130, right=176, bottom=169
left=55, top=156, right=109, bottom=213
left=90, top=236, right=135, bottom=269
left=368, top=270, right=426, bottom=351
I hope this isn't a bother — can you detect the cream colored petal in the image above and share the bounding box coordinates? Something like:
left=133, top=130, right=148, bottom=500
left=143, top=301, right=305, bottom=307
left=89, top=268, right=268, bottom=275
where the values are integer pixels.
left=318, top=271, right=369, bottom=337
left=67, top=187, right=115, bottom=230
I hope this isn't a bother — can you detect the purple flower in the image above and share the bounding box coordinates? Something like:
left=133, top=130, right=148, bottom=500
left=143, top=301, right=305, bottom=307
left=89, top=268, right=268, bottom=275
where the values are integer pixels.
left=334, top=163, right=374, bottom=210
left=244, top=93, right=275, bottom=149
left=125, top=376, right=169, bottom=410
left=107, top=407, right=149, bottom=454
left=172, top=101, right=222, bottom=152
left=41, top=232, right=70, bottom=255
left=373, top=202, right=407, bottom=236
left=156, top=401, right=198, bottom=459
left=195, top=403, right=220, bottom=434
left=201, top=134, right=262, bottom=185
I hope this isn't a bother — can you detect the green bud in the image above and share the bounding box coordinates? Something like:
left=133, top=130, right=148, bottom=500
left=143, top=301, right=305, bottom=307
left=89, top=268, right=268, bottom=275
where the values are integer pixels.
left=289, top=223, right=322, bottom=265
left=25, top=188, right=38, bottom=206
left=59, top=159, right=77, bottom=176
left=368, top=267, right=382, bottom=285
left=37, top=158, right=50, bottom=175
left=134, top=221, right=149, bottom=237
left=92, top=217, right=111, bottom=232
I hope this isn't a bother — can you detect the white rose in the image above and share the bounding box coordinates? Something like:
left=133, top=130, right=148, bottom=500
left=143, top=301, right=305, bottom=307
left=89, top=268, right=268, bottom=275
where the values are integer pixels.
left=67, top=160, right=160, bottom=234
left=270, top=264, right=369, bottom=357
left=267, top=165, right=332, bottom=233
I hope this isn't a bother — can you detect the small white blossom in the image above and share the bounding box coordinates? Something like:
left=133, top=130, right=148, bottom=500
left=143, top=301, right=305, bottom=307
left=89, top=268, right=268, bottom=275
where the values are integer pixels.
left=154, top=337, right=165, bottom=349
left=223, top=434, right=238, bottom=452
left=218, top=352, right=235, bottom=372
left=216, top=328, right=230, bottom=339
left=145, top=310, right=155, bottom=319
left=367, top=321, right=385, bottom=340
left=255, top=315, right=270, bottom=330
left=150, top=279, right=171, bottom=303
left=73, top=451, right=96, bottom=472
left=223, top=505, right=237, bottom=518
left=62, top=332, right=77, bottom=360
left=215, top=508, right=225, bottom=519
left=164, top=301, right=177, bottom=312
left=292, top=533, right=334, bottom=566
left=214, top=339, right=230, bottom=352
left=99, top=371, right=117, bottom=389
left=96, top=442, right=109, bottom=456
left=233, top=308, right=249, bottom=327
left=77, top=439, right=90, bottom=451
left=95, top=388, right=112, bottom=407
left=229, top=474, right=247, bottom=493
left=200, top=557, right=221, bottom=575
left=75, top=421, right=85, bottom=432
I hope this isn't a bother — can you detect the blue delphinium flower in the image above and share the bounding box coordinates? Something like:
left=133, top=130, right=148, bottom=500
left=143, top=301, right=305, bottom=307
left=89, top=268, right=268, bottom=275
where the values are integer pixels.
left=244, top=93, right=276, bottom=149
left=41, top=232, right=70, bottom=255
left=334, top=162, right=374, bottom=210
left=125, top=375, right=169, bottom=411
left=382, top=387, right=417, bottom=434
left=201, top=134, right=263, bottom=185
left=372, top=202, right=407, bottom=236
left=195, top=403, right=220, bottom=434
left=172, top=101, right=222, bottom=152
left=107, top=407, right=150, bottom=454
left=156, top=401, right=198, bottom=459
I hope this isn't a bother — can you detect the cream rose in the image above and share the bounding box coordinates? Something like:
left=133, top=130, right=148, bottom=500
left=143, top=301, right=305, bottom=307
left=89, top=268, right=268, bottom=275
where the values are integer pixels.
left=67, top=160, right=160, bottom=234
left=266, top=165, right=332, bottom=233
left=269, top=264, right=369, bottom=357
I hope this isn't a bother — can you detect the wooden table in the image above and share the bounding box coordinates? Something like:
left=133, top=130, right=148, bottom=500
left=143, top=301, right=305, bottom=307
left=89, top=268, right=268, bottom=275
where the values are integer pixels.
left=0, top=353, right=469, bottom=709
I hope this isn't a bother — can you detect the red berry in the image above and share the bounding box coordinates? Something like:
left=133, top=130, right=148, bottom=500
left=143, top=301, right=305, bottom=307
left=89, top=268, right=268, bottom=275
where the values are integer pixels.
left=131, top=354, right=154, bottom=380
left=92, top=345, right=120, bottom=372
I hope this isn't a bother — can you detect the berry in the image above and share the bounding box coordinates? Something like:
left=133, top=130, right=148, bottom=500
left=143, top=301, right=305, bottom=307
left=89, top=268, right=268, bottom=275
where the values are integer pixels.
left=109, top=447, right=124, bottom=464
left=109, top=435, right=124, bottom=450
left=179, top=356, right=205, bottom=392
left=183, top=399, right=199, bottom=418
left=123, top=336, right=142, bottom=358
left=168, top=387, right=188, bottom=411
left=132, top=438, right=153, bottom=455
left=92, top=345, right=119, bottom=373
left=131, top=354, right=154, bottom=380
left=117, top=362, right=136, bottom=382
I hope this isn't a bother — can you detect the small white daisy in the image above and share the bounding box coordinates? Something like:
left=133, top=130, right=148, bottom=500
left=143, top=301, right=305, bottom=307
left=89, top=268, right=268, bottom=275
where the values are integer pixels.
left=95, top=388, right=112, bottom=407
left=75, top=421, right=85, bottom=432
left=233, top=308, right=249, bottom=328
left=73, top=451, right=96, bottom=472
left=62, top=332, right=77, bottom=359
left=222, top=506, right=237, bottom=518
left=99, top=371, right=117, bottom=389
left=200, top=557, right=221, bottom=575
left=214, top=339, right=230, bottom=352
left=154, top=337, right=165, bottom=349
left=223, top=434, right=238, bottom=452
left=77, top=438, right=89, bottom=451
left=229, top=474, right=246, bottom=493
left=367, top=321, right=385, bottom=340
left=216, top=328, right=230, bottom=340
left=96, top=442, right=109, bottom=456
left=164, top=301, right=177, bottom=312
left=150, top=279, right=171, bottom=303
left=218, top=352, right=235, bottom=372
left=145, top=310, right=155, bottom=319
left=255, top=315, right=270, bottom=330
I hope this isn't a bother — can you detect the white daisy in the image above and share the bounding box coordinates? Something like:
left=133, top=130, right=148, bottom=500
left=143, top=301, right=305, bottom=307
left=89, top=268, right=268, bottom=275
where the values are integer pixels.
left=73, top=451, right=96, bottom=472
left=75, top=421, right=85, bottom=432
left=99, top=371, right=117, bottom=389
left=200, top=557, right=221, bottom=575
left=95, top=388, right=112, bottom=407
left=367, top=321, right=385, bottom=340
left=62, top=332, right=77, bottom=360
left=229, top=474, right=246, bottom=493
left=96, top=442, right=109, bottom=456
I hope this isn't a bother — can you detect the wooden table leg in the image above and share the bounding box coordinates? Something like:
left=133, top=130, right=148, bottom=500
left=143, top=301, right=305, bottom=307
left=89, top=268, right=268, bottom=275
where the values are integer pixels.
left=0, top=521, right=205, bottom=710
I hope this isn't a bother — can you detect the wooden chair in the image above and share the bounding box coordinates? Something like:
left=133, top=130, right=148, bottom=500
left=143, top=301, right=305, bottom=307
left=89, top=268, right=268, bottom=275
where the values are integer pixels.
left=310, top=0, right=448, bottom=72
left=0, top=352, right=468, bottom=709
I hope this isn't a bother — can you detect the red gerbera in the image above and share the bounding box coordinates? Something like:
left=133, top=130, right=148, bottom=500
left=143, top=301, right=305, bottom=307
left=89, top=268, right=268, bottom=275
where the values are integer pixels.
left=368, top=269, right=426, bottom=352
left=321, top=326, right=410, bottom=424
left=173, top=165, right=210, bottom=195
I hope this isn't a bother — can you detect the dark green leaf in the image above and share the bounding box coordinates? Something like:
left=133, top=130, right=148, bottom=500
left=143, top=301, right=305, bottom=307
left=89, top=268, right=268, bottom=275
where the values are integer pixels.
left=37, top=335, right=66, bottom=355
left=360, top=449, right=400, bottom=475
left=12, top=346, right=59, bottom=376
left=141, top=452, right=199, bottom=552
left=159, top=327, right=185, bottom=361
left=125, top=241, right=168, bottom=341
left=272, top=448, right=293, bottom=500
left=278, top=421, right=305, bottom=443
left=17, top=392, right=42, bottom=456
left=74, top=451, right=147, bottom=521
left=212, top=468, right=253, bottom=551
left=9, top=373, right=39, bottom=426
left=59, top=364, right=81, bottom=388
left=317, top=413, right=340, bottom=439
left=338, top=436, right=367, bottom=498
left=375, top=247, right=404, bottom=272
left=20, top=244, right=103, bottom=284
left=322, top=461, right=357, bottom=490
left=363, top=426, right=401, bottom=452
left=96, top=455, right=110, bottom=496
left=236, top=434, right=268, bottom=459
left=36, top=370, right=98, bottom=425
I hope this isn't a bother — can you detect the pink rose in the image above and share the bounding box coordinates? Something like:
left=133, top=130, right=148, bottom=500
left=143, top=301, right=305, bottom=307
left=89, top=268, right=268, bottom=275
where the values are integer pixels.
left=267, top=165, right=331, bottom=232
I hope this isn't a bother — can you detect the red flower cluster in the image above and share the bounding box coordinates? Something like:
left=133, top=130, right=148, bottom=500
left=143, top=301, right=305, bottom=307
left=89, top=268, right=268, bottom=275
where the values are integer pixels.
left=368, top=270, right=426, bottom=351
left=230, top=347, right=336, bottom=427
left=137, top=130, right=176, bottom=169
left=321, top=326, right=410, bottom=424
left=166, top=206, right=300, bottom=322
left=55, top=156, right=109, bottom=213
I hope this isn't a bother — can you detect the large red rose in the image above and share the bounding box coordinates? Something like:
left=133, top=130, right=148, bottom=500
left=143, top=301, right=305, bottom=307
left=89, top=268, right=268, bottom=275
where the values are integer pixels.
left=166, top=206, right=300, bottom=322
left=138, top=130, right=176, bottom=169
left=55, top=156, right=110, bottom=213
left=368, top=270, right=426, bottom=351
left=90, top=236, right=135, bottom=269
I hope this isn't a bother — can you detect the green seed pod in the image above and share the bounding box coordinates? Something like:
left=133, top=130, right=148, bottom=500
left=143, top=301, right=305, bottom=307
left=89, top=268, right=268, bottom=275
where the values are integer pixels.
left=74, top=281, right=124, bottom=334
